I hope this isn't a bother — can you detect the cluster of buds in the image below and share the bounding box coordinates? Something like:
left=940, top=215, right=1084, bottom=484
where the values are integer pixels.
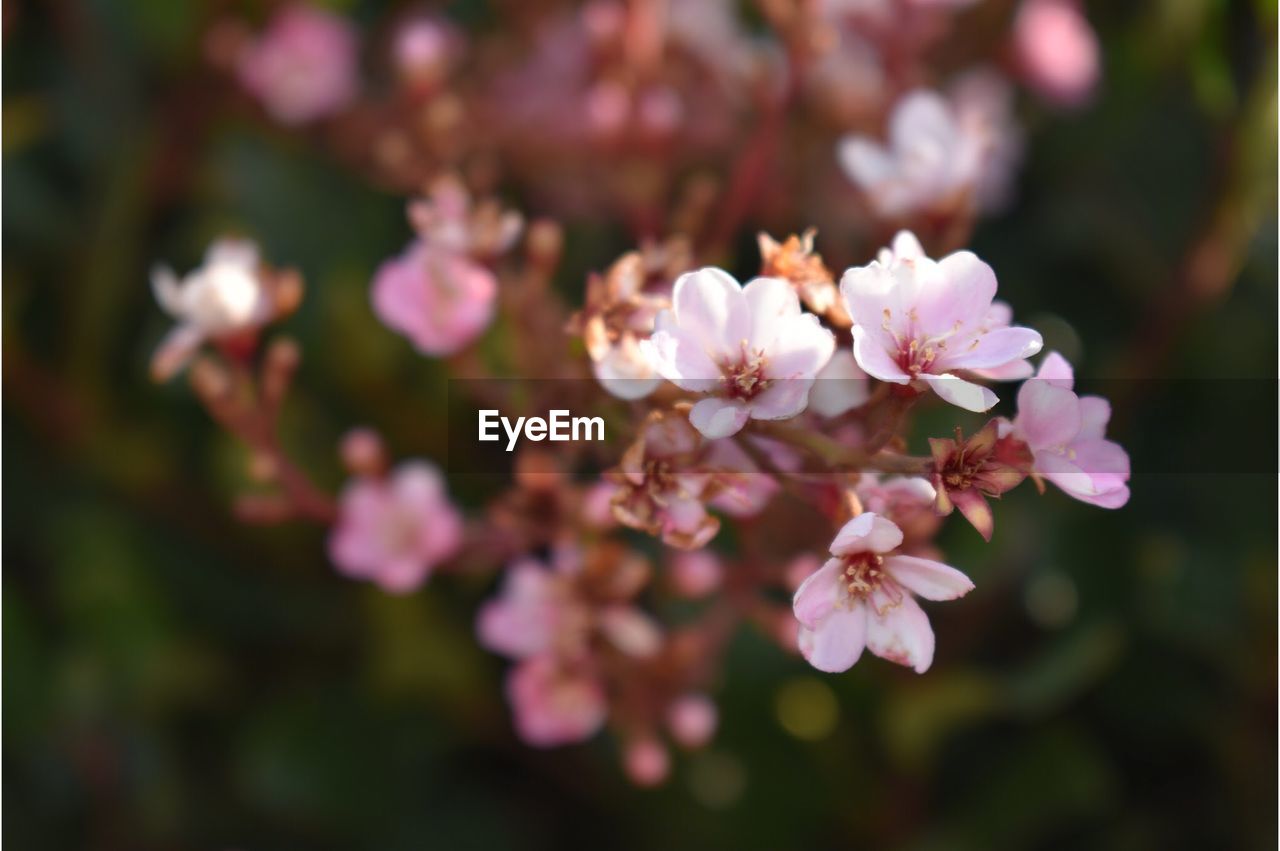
left=154, top=0, right=1121, bottom=786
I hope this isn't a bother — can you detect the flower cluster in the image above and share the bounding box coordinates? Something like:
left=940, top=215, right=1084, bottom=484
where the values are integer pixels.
left=156, top=0, right=1122, bottom=786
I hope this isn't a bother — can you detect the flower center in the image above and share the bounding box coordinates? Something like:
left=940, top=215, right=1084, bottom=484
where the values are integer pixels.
left=842, top=552, right=887, bottom=600
left=724, top=340, right=770, bottom=400
left=896, top=337, right=938, bottom=377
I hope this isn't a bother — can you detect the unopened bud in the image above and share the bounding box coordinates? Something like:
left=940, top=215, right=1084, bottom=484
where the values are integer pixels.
left=526, top=219, right=563, bottom=269
left=623, top=737, right=670, bottom=788
left=340, top=427, right=387, bottom=477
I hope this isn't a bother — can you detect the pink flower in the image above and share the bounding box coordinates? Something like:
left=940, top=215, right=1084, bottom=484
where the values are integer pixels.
left=670, top=551, right=723, bottom=597
left=328, top=461, right=463, bottom=593
left=150, top=239, right=270, bottom=380
left=1014, top=0, right=1100, bottom=108
left=371, top=239, right=497, bottom=356
left=792, top=513, right=974, bottom=673
left=840, top=231, right=1042, bottom=412
left=236, top=5, right=358, bottom=125
left=477, top=556, right=660, bottom=661
left=506, top=656, right=607, bottom=747
left=837, top=80, right=1020, bottom=218
left=623, top=737, right=671, bottom=787
left=666, top=693, right=719, bottom=748
left=642, top=269, right=836, bottom=438
left=1006, top=352, right=1131, bottom=508
left=477, top=559, right=586, bottom=660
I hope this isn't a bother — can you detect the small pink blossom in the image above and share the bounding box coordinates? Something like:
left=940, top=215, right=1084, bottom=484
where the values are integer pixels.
left=667, top=693, right=718, bottom=748
left=236, top=5, right=358, bottom=125
left=506, top=656, right=607, bottom=747
left=642, top=269, right=836, bottom=438
left=837, top=79, right=1021, bottom=218
left=476, top=556, right=660, bottom=661
left=1014, top=0, right=1100, bottom=108
left=840, top=231, right=1042, bottom=412
left=1006, top=352, right=1131, bottom=508
left=328, top=461, right=463, bottom=593
left=669, top=551, right=723, bottom=598
left=371, top=239, right=497, bottom=356
left=623, top=737, right=671, bottom=787
left=792, top=513, right=974, bottom=673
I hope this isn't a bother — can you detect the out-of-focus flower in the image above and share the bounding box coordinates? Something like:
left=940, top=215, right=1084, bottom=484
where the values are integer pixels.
left=929, top=420, right=1031, bottom=541
left=792, top=513, right=973, bottom=673
left=642, top=269, right=835, bottom=438
left=758, top=230, right=848, bottom=323
left=407, top=175, right=524, bottom=259
left=666, top=693, right=718, bottom=748
left=1014, top=0, right=1099, bottom=108
left=609, top=411, right=721, bottom=548
left=808, top=350, right=871, bottom=417
left=374, top=178, right=521, bottom=356
left=840, top=231, right=1042, bottom=412
left=568, top=238, right=688, bottom=400
left=328, top=461, right=463, bottom=593
left=478, top=558, right=589, bottom=660
left=478, top=549, right=661, bottom=661
left=623, top=736, right=671, bottom=786
left=393, top=17, right=459, bottom=89
left=371, top=239, right=496, bottom=356
left=669, top=551, right=723, bottom=597
left=151, top=239, right=289, bottom=380
left=1005, top=352, right=1131, bottom=507
left=236, top=4, right=358, bottom=125
left=949, top=70, right=1025, bottom=213
left=836, top=78, right=1021, bottom=219
left=506, top=656, right=607, bottom=747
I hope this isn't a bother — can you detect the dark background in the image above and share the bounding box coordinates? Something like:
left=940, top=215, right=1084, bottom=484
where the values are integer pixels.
left=4, top=1, right=1277, bottom=848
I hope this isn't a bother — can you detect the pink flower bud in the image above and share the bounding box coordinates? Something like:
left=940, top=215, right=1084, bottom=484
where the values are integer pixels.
left=667, top=694, right=718, bottom=748
left=624, top=737, right=670, bottom=787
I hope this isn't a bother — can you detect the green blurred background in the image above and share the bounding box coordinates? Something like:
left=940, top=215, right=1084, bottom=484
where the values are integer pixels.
left=3, top=1, right=1277, bottom=848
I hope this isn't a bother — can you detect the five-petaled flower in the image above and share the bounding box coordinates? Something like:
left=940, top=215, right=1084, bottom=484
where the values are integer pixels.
left=642, top=268, right=835, bottom=438
left=1003, top=352, right=1131, bottom=508
left=840, top=231, right=1043, bottom=413
left=328, top=461, right=463, bottom=593
left=929, top=419, right=1031, bottom=541
left=792, top=513, right=974, bottom=673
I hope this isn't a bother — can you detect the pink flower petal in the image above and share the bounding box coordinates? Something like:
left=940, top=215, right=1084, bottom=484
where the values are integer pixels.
left=884, top=555, right=974, bottom=601
left=689, top=397, right=750, bottom=438
left=672, top=267, right=749, bottom=361
left=851, top=327, right=911, bottom=383
left=865, top=592, right=935, bottom=673
left=920, top=373, right=999, bottom=412
left=792, top=557, right=842, bottom=627
left=830, top=512, right=904, bottom=556
left=1015, top=380, right=1081, bottom=449
left=742, top=276, right=801, bottom=350
left=799, top=605, right=868, bottom=673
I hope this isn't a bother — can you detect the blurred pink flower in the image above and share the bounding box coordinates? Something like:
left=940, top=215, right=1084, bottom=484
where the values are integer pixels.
left=669, top=551, right=723, bottom=598
left=371, top=240, right=497, bottom=356
left=237, top=4, right=358, bottom=125
left=1014, top=0, right=1100, bottom=108
left=642, top=269, right=835, bottom=438
left=840, top=231, right=1042, bottom=412
left=792, top=513, right=973, bottom=673
left=837, top=77, right=1021, bottom=218
left=506, top=656, right=607, bottom=747
left=328, top=461, right=463, bottom=593
left=667, top=693, right=719, bottom=748
left=623, top=737, right=671, bottom=787
left=1006, top=353, right=1131, bottom=508
left=150, top=239, right=270, bottom=380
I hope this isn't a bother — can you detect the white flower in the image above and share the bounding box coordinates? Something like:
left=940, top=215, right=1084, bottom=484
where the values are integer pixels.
left=837, top=77, right=1021, bottom=219
left=840, top=231, right=1042, bottom=412
left=640, top=268, right=835, bottom=438
left=150, top=239, right=270, bottom=380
